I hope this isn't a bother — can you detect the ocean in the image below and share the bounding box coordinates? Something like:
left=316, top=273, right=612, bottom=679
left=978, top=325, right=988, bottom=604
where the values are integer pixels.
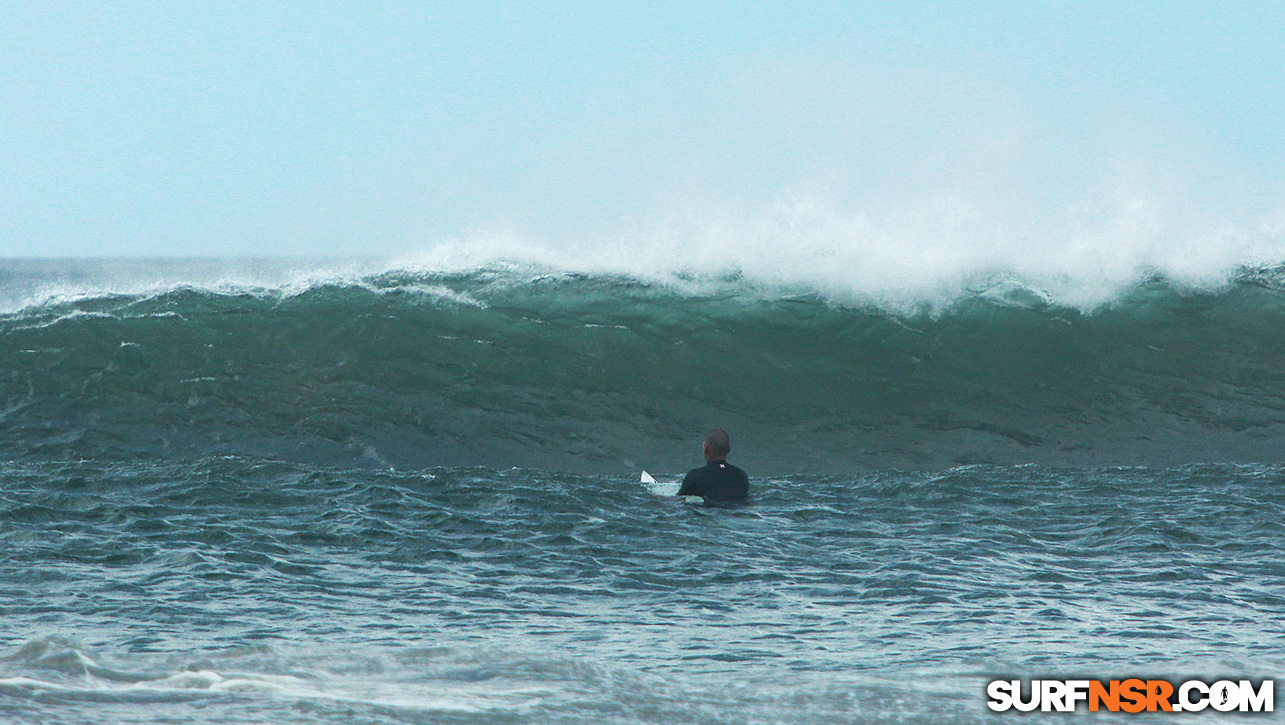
left=2, top=257, right=1283, bottom=723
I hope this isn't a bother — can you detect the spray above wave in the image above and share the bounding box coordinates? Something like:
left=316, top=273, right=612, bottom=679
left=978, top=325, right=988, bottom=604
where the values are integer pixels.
left=391, top=194, right=1285, bottom=312
left=4, top=260, right=1285, bottom=472
left=9, top=191, right=1285, bottom=313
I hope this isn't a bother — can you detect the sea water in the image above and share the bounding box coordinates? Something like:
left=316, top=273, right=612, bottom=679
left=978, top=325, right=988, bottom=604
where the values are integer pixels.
left=2, top=258, right=1284, bottom=723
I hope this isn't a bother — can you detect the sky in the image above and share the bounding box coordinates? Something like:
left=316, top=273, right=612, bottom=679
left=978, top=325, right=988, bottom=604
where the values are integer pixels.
left=2, top=2, right=1284, bottom=259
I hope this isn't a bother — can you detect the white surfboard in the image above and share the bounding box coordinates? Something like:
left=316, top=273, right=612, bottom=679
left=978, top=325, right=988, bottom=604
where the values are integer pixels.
left=641, top=470, right=695, bottom=500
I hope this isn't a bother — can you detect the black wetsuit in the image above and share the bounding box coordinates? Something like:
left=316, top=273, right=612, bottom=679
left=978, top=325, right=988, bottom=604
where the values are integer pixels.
left=677, top=460, right=749, bottom=504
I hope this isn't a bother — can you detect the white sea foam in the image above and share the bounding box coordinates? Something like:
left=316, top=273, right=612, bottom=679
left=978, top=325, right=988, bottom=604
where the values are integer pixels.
left=0, top=639, right=574, bottom=715
left=5, top=191, right=1285, bottom=314
left=392, top=189, right=1285, bottom=312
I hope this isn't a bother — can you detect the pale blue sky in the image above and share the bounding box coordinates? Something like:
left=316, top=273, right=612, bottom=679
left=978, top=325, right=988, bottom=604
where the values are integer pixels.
left=3, top=2, right=1283, bottom=258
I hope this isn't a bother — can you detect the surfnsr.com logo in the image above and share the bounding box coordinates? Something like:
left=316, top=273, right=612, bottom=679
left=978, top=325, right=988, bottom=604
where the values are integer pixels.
left=987, top=679, right=1274, bottom=713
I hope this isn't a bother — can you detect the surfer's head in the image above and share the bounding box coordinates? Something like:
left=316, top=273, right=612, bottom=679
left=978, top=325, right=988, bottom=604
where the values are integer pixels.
left=702, top=429, right=731, bottom=461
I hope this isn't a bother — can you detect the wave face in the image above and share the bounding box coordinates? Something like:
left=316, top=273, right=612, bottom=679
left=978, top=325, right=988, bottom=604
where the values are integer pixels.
left=5, top=259, right=1285, bottom=472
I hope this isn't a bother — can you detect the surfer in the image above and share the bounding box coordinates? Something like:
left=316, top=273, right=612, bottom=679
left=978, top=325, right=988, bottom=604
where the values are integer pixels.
left=678, top=429, right=749, bottom=505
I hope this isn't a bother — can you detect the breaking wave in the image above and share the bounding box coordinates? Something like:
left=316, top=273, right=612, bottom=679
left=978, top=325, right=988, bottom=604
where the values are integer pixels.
left=5, top=258, right=1285, bottom=472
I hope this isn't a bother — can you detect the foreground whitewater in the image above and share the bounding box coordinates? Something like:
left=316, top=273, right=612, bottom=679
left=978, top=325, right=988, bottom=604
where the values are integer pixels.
left=2, top=258, right=1283, bottom=723
left=2, top=459, right=1282, bottom=724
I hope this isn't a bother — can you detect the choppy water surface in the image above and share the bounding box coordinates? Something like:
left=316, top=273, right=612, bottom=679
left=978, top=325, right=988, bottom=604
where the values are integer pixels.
left=3, top=458, right=1283, bottom=723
